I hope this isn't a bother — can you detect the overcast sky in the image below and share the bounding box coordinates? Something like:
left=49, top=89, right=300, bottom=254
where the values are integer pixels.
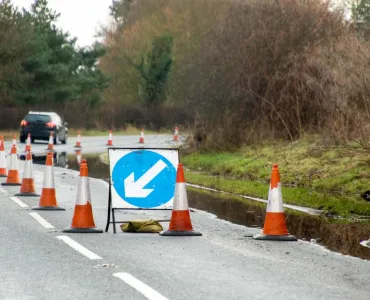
left=11, top=0, right=112, bottom=48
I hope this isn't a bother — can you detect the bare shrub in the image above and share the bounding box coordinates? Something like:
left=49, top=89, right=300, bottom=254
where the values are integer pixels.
left=181, top=0, right=370, bottom=149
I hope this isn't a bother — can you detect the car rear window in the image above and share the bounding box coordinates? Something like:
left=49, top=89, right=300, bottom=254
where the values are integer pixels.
left=24, top=114, right=51, bottom=122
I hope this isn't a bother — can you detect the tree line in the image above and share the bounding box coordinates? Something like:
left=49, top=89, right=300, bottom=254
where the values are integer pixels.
left=0, top=0, right=108, bottom=128
left=1, top=0, right=370, bottom=149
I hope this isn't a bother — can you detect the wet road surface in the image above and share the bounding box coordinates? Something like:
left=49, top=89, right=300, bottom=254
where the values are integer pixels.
left=0, top=135, right=369, bottom=300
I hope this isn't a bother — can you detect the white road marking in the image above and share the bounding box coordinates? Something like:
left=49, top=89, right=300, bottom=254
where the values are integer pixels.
left=56, top=236, right=102, bottom=260
left=10, top=196, right=29, bottom=208
left=113, top=272, right=169, bottom=300
left=29, top=212, right=55, bottom=229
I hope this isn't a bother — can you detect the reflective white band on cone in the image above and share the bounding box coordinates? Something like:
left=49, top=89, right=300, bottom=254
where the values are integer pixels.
left=23, top=159, right=33, bottom=179
left=10, top=154, right=19, bottom=171
left=43, top=166, right=55, bottom=188
left=172, top=183, right=189, bottom=210
left=266, top=183, right=284, bottom=213
left=0, top=151, right=5, bottom=168
left=75, top=177, right=90, bottom=205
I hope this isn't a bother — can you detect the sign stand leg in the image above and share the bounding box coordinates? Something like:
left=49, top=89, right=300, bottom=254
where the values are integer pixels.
left=105, top=182, right=112, bottom=232
left=112, top=208, right=117, bottom=234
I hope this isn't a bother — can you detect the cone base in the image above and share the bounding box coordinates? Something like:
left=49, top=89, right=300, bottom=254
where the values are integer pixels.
left=1, top=182, right=21, bottom=186
left=159, top=230, right=202, bottom=236
left=74, top=146, right=82, bottom=148
left=253, top=233, right=297, bottom=241
left=32, top=205, right=66, bottom=211
left=0, top=174, right=7, bottom=178
left=15, top=192, right=40, bottom=197
left=63, top=227, right=103, bottom=233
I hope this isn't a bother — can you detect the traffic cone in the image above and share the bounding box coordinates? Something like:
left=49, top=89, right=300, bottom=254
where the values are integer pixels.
left=1, top=144, right=21, bottom=186
left=253, top=164, right=297, bottom=241
left=63, top=159, right=103, bottom=233
left=107, top=130, right=113, bottom=146
left=139, top=128, right=144, bottom=144
left=46, top=132, right=55, bottom=151
left=76, top=150, right=82, bottom=166
left=0, top=137, right=7, bottom=178
left=15, top=150, right=39, bottom=197
left=159, top=164, right=202, bottom=236
left=173, top=126, right=179, bottom=142
left=32, top=152, right=65, bottom=211
left=10, top=134, right=18, bottom=154
left=75, top=131, right=82, bottom=148
left=24, top=133, right=32, bottom=153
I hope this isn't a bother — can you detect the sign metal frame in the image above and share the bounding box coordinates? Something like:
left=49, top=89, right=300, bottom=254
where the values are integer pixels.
left=105, top=147, right=179, bottom=233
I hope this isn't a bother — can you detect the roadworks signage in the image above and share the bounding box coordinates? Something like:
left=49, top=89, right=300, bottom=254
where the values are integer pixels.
left=108, top=148, right=179, bottom=209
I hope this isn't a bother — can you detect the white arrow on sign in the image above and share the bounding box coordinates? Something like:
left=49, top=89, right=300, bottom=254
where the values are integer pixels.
left=124, top=159, right=167, bottom=198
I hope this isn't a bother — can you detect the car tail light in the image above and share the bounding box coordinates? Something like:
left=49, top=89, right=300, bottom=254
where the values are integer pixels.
left=20, top=120, right=28, bottom=126
left=46, top=122, right=56, bottom=128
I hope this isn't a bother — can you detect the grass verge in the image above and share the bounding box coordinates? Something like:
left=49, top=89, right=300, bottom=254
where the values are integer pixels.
left=98, top=138, right=370, bottom=217
left=181, top=138, right=370, bottom=217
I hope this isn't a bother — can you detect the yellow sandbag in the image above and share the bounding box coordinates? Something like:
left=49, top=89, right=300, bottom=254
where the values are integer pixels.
left=120, top=219, right=163, bottom=233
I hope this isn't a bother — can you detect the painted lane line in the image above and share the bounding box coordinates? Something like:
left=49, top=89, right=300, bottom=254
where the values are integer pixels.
left=56, top=236, right=102, bottom=260
left=113, top=272, right=169, bottom=300
left=10, top=196, right=29, bottom=208
left=29, top=212, right=55, bottom=229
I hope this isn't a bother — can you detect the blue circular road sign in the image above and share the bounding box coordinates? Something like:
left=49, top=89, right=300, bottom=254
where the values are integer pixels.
left=112, top=150, right=177, bottom=208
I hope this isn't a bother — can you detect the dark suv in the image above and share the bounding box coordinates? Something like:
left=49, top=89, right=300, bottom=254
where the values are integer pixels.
left=20, top=111, right=68, bottom=144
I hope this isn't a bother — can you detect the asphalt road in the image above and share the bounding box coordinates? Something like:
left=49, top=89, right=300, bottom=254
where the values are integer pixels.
left=0, top=135, right=370, bottom=300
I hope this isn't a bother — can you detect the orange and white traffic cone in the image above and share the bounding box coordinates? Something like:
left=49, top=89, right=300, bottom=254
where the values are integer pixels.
left=12, top=134, right=17, bottom=147
left=63, top=159, right=103, bottom=233
left=159, top=163, right=202, bottom=236
left=76, top=150, right=82, bottom=166
left=173, top=126, right=179, bottom=142
left=139, top=128, right=144, bottom=144
left=253, top=164, right=297, bottom=241
left=46, top=132, right=55, bottom=151
left=10, top=134, right=18, bottom=154
left=15, top=150, right=39, bottom=197
left=24, top=133, right=32, bottom=153
left=32, top=152, right=65, bottom=211
left=0, top=137, right=7, bottom=178
left=107, top=130, right=113, bottom=146
left=75, top=131, right=82, bottom=148
left=2, top=144, right=21, bottom=186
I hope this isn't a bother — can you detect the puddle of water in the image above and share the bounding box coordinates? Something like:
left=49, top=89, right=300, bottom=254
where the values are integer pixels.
left=25, top=150, right=110, bottom=180
left=21, top=152, right=69, bottom=168
left=187, top=189, right=370, bottom=260
left=28, top=151, right=370, bottom=260
left=66, top=152, right=110, bottom=180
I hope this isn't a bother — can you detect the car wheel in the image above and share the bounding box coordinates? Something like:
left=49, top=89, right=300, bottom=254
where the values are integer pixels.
left=20, top=136, right=26, bottom=143
left=53, top=131, right=58, bottom=145
left=31, top=138, right=35, bottom=144
left=62, top=133, right=67, bottom=144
